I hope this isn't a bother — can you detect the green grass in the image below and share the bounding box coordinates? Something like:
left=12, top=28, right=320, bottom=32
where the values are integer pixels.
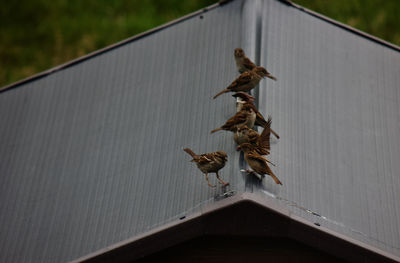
left=0, top=0, right=215, bottom=87
left=293, top=0, right=400, bottom=46
left=1, top=0, right=399, bottom=88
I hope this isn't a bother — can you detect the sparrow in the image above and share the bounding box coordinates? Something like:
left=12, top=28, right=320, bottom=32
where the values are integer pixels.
left=234, top=125, right=260, bottom=146
left=213, top=66, right=273, bottom=99
left=234, top=116, right=272, bottom=157
left=184, top=148, right=229, bottom=187
left=234, top=48, right=257, bottom=73
left=210, top=103, right=256, bottom=133
left=234, top=48, right=277, bottom=77
left=232, top=92, right=280, bottom=139
left=237, top=143, right=282, bottom=185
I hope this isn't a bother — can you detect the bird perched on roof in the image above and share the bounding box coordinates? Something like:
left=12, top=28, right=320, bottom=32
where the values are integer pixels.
left=183, top=148, right=229, bottom=187
left=210, top=103, right=256, bottom=133
left=234, top=116, right=273, bottom=156
left=234, top=48, right=257, bottom=73
left=234, top=48, right=277, bottom=80
left=232, top=92, right=280, bottom=139
left=213, top=66, right=273, bottom=99
left=237, top=143, right=282, bottom=185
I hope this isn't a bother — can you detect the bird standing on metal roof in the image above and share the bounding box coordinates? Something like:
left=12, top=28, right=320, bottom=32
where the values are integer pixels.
left=237, top=143, right=282, bottom=185
left=210, top=103, right=256, bottom=133
left=234, top=116, right=273, bottom=157
left=213, top=66, right=274, bottom=99
left=234, top=48, right=277, bottom=80
left=233, top=92, right=280, bottom=139
left=183, top=148, right=229, bottom=187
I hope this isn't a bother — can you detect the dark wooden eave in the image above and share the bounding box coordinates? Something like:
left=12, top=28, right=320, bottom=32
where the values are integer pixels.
left=70, top=193, right=400, bottom=263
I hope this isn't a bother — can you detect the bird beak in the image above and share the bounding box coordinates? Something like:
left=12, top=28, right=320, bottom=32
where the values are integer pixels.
left=267, top=74, right=277, bottom=81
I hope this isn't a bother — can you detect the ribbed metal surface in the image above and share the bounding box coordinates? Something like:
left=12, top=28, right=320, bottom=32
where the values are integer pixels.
left=0, top=1, right=245, bottom=262
left=2, top=0, right=400, bottom=261
left=256, top=0, right=400, bottom=256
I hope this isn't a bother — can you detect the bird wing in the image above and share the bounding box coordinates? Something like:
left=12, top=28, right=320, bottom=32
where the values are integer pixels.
left=255, top=112, right=267, bottom=127
left=244, top=102, right=259, bottom=113
left=246, top=152, right=270, bottom=171
left=242, top=57, right=256, bottom=70
left=221, top=111, right=248, bottom=130
left=197, top=154, right=212, bottom=164
left=257, top=115, right=272, bottom=151
left=228, top=72, right=252, bottom=89
left=247, top=152, right=282, bottom=185
left=247, top=152, right=269, bottom=164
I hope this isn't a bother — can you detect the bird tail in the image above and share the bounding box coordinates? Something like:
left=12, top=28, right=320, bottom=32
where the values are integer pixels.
left=183, top=148, right=198, bottom=159
left=270, top=172, right=282, bottom=185
left=210, top=127, right=223, bottom=134
left=266, top=159, right=276, bottom=166
left=258, top=118, right=279, bottom=139
left=270, top=128, right=280, bottom=139
left=268, top=74, right=277, bottom=81
left=213, top=89, right=229, bottom=99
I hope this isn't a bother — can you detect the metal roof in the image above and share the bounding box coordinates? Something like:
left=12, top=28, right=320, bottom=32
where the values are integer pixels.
left=0, top=1, right=245, bottom=262
left=257, top=0, right=400, bottom=257
left=0, top=0, right=399, bottom=262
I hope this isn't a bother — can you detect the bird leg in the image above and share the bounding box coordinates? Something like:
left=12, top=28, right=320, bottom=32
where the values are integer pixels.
left=216, top=171, right=229, bottom=186
left=205, top=173, right=216, bottom=187
left=241, top=169, right=255, bottom=174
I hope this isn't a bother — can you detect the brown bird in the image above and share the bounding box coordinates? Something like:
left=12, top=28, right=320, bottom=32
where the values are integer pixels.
left=234, top=48, right=277, bottom=78
left=234, top=48, right=257, bottom=73
left=232, top=92, right=280, bottom=139
left=213, top=66, right=272, bottom=99
left=237, top=143, right=282, bottom=185
left=234, top=125, right=260, bottom=146
left=211, top=103, right=256, bottom=133
left=184, top=148, right=229, bottom=187
left=234, top=116, right=273, bottom=157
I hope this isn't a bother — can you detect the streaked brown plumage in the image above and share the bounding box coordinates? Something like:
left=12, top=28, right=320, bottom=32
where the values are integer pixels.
left=234, top=125, right=259, bottom=146
left=234, top=48, right=277, bottom=79
left=234, top=116, right=272, bottom=156
left=232, top=92, right=280, bottom=139
left=210, top=103, right=256, bottom=133
left=234, top=48, right=257, bottom=73
left=184, top=148, right=229, bottom=187
left=237, top=143, right=282, bottom=185
left=213, top=66, right=269, bottom=99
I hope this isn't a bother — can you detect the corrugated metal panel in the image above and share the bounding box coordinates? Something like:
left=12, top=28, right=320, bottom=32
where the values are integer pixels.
left=0, top=1, right=247, bottom=262
left=2, top=0, right=400, bottom=261
left=256, top=0, right=400, bottom=257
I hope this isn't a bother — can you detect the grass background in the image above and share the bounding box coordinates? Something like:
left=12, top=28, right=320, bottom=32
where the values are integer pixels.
left=1, top=0, right=399, bottom=87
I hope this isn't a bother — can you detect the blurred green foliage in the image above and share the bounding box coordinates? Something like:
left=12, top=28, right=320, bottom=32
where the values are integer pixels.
left=293, top=0, right=400, bottom=46
left=0, top=0, right=215, bottom=87
left=1, top=0, right=399, bottom=87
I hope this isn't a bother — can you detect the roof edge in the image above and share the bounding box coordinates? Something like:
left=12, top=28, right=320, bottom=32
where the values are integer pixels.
left=69, top=192, right=400, bottom=263
left=3, top=0, right=399, bottom=93
left=277, top=0, right=400, bottom=52
left=0, top=1, right=225, bottom=93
